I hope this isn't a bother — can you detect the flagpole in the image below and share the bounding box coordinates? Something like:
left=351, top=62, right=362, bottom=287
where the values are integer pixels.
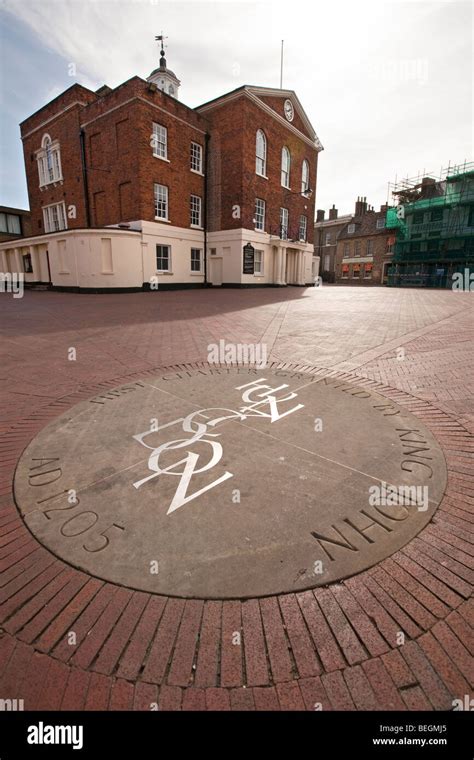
left=280, top=40, right=284, bottom=89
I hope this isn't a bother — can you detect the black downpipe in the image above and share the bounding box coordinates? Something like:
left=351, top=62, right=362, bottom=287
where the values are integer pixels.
left=80, top=129, right=91, bottom=227
left=204, top=132, right=210, bottom=285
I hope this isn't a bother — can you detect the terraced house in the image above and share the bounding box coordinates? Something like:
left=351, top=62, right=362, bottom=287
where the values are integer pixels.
left=334, top=198, right=395, bottom=285
left=0, top=44, right=322, bottom=291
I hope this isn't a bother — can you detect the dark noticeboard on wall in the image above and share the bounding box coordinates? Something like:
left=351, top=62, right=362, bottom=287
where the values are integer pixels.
left=243, top=243, right=255, bottom=274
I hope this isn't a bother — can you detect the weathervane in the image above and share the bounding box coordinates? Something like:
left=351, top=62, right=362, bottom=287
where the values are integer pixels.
left=155, top=32, right=168, bottom=60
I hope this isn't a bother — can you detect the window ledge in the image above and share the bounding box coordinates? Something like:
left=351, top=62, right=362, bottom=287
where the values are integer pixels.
left=156, top=271, right=173, bottom=275
left=154, top=217, right=171, bottom=223
left=190, top=272, right=204, bottom=276
left=190, top=169, right=205, bottom=176
left=39, top=179, right=63, bottom=189
left=153, top=155, right=170, bottom=163
left=254, top=228, right=265, bottom=233
left=256, top=173, right=268, bottom=180
left=190, top=224, right=204, bottom=230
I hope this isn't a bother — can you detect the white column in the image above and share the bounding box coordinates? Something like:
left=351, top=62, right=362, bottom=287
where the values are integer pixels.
left=275, top=246, right=282, bottom=285
left=280, top=247, right=287, bottom=285
left=1, top=250, right=8, bottom=273
left=14, top=248, right=22, bottom=274
left=298, top=251, right=304, bottom=284
left=30, top=245, right=41, bottom=281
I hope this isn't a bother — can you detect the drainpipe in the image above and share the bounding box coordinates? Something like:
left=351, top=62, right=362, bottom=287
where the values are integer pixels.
left=80, top=129, right=91, bottom=227
left=204, top=132, right=210, bottom=285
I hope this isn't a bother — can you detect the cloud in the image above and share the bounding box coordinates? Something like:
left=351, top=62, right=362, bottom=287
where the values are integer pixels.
left=1, top=0, right=472, bottom=212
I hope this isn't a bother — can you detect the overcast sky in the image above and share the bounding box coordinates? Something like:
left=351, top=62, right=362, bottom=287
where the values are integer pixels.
left=0, top=0, right=472, bottom=217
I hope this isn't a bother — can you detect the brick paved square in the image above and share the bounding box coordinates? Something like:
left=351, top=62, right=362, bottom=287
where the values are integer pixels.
left=0, top=285, right=472, bottom=712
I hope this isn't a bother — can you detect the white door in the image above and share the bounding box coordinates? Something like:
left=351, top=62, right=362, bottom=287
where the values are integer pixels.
left=210, top=257, right=223, bottom=286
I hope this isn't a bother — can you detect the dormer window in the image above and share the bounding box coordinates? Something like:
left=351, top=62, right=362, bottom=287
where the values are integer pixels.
left=348, top=223, right=356, bottom=234
left=37, top=133, right=62, bottom=187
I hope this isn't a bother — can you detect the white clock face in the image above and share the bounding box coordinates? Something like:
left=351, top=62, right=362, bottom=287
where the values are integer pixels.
left=284, top=99, right=294, bottom=122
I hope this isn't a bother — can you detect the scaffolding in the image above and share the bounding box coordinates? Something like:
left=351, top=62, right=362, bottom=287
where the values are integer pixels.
left=385, top=161, right=474, bottom=287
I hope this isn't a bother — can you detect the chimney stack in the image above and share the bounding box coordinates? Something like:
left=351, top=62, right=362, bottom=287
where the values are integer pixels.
left=316, top=209, right=325, bottom=222
left=328, top=204, right=338, bottom=220
left=380, top=203, right=388, bottom=213
left=354, top=196, right=368, bottom=216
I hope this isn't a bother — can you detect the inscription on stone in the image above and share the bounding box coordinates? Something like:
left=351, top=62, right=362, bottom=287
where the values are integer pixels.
left=13, top=368, right=447, bottom=598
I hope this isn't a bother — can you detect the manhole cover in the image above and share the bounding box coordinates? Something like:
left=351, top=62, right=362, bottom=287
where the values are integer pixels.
left=14, top=367, right=447, bottom=598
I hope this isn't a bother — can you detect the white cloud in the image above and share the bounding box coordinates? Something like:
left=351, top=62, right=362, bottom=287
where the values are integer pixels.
left=2, top=0, right=473, bottom=213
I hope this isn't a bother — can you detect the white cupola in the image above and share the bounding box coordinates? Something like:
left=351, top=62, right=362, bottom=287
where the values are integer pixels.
left=147, top=36, right=180, bottom=99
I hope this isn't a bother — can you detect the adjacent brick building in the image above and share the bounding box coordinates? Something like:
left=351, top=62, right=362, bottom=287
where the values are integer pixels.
left=0, top=47, right=323, bottom=291
left=330, top=198, right=395, bottom=285
left=0, top=206, right=31, bottom=244
left=314, top=205, right=352, bottom=282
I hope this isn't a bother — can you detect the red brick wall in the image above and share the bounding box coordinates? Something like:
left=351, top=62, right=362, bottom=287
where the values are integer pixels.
left=205, top=93, right=317, bottom=242
left=205, top=99, right=244, bottom=232
left=134, top=95, right=207, bottom=227
left=20, top=79, right=317, bottom=241
left=21, top=103, right=90, bottom=233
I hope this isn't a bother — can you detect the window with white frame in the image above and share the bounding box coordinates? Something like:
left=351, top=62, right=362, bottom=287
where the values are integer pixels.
left=152, top=123, right=167, bottom=159
left=301, top=159, right=310, bottom=194
left=256, top=129, right=267, bottom=176
left=325, top=232, right=332, bottom=246
left=154, top=184, right=168, bottom=220
left=254, top=249, right=264, bottom=275
left=281, top=146, right=291, bottom=188
left=37, top=134, right=62, bottom=187
left=280, top=207, right=289, bottom=239
left=366, top=239, right=374, bottom=255
left=190, top=248, right=202, bottom=272
left=190, top=195, right=202, bottom=227
left=254, top=198, right=265, bottom=230
left=348, top=223, right=355, bottom=234
left=156, top=244, right=171, bottom=271
left=299, top=215, right=307, bottom=242
left=376, top=218, right=385, bottom=229
left=190, top=142, right=203, bottom=173
left=42, top=202, right=67, bottom=232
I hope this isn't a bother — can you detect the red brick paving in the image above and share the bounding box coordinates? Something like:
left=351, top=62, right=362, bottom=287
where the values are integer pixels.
left=0, top=286, right=472, bottom=710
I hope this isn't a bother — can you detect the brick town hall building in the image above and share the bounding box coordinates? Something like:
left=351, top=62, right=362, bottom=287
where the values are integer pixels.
left=0, top=43, right=323, bottom=291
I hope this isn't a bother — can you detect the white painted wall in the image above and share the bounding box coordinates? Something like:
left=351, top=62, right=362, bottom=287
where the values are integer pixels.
left=0, top=222, right=316, bottom=289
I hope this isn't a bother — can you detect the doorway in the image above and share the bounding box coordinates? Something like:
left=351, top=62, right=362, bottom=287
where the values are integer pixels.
left=209, top=256, right=223, bottom=286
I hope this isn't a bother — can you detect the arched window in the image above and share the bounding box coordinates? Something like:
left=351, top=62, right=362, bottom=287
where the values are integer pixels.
left=44, top=136, right=54, bottom=182
left=256, top=129, right=266, bottom=176
left=169, top=84, right=175, bottom=96
left=281, top=146, right=291, bottom=188
left=37, top=133, right=62, bottom=187
left=301, top=159, right=310, bottom=194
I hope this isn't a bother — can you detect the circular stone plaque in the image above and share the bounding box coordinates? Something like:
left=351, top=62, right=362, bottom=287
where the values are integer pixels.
left=14, top=367, right=447, bottom=598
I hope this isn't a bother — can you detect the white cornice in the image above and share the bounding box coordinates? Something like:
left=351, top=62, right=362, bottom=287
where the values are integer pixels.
left=80, top=96, right=207, bottom=135
left=21, top=102, right=89, bottom=140
left=197, top=88, right=323, bottom=151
